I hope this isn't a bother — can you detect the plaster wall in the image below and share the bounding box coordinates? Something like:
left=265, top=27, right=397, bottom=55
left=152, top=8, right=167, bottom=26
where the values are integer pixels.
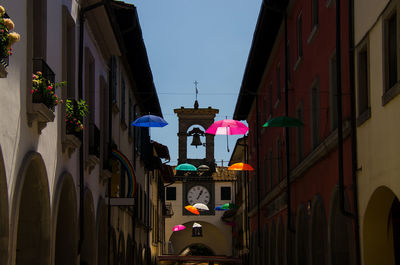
left=164, top=181, right=233, bottom=256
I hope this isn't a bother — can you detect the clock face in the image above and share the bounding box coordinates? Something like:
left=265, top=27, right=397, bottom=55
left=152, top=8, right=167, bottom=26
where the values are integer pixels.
left=187, top=185, right=210, bottom=205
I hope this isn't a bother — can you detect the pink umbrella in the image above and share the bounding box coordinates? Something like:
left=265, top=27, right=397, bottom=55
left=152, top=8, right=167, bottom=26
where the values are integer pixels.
left=205, top=119, right=248, bottom=135
left=205, top=119, right=248, bottom=152
left=172, top=225, right=186, bottom=232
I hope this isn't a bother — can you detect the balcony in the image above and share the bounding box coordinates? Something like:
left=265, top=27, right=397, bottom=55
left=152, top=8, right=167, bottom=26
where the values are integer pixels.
left=27, top=58, right=56, bottom=133
left=86, top=122, right=100, bottom=173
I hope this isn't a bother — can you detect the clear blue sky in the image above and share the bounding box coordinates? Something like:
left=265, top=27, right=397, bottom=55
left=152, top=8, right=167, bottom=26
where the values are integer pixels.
left=127, top=0, right=262, bottom=166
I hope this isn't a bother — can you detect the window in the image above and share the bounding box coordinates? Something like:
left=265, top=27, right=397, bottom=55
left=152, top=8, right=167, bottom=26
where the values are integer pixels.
left=221, top=187, right=231, bottom=200
left=297, top=13, right=303, bottom=59
left=277, top=138, right=282, bottom=181
left=357, top=41, right=370, bottom=123
left=277, top=64, right=281, bottom=101
left=33, top=0, right=47, bottom=59
left=112, top=56, right=117, bottom=102
left=384, top=11, right=398, bottom=91
left=329, top=52, right=338, bottom=130
left=296, top=102, right=305, bottom=163
left=310, top=79, right=320, bottom=149
left=166, top=187, right=176, bottom=201
left=192, top=227, right=202, bottom=237
left=269, top=149, right=274, bottom=189
left=62, top=8, right=75, bottom=98
left=311, top=0, right=319, bottom=28
left=129, top=93, right=133, bottom=137
left=269, top=83, right=273, bottom=115
left=121, top=77, right=126, bottom=122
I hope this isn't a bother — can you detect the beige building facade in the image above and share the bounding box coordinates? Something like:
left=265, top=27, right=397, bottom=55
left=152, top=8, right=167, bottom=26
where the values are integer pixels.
left=354, top=0, right=400, bottom=264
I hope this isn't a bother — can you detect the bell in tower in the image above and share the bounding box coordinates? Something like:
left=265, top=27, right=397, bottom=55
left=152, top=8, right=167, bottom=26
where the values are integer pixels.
left=188, top=127, right=204, bottom=148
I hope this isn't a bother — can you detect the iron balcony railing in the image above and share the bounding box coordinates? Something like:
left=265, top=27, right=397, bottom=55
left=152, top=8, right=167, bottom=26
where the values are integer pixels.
left=32, top=58, right=55, bottom=84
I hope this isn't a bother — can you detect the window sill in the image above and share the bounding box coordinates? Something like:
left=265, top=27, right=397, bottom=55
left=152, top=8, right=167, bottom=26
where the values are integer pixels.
left=62, top=134, right=81, bottom=158
left=307, top=25, right=319, bottom=44
left=293, top=57, right=302, bottom=72
left=382, top=82, right=400, bottom=106
left=357, top=107, right=371, bottom=126
left=27, top=103, right=55, bottom=134
left=0, top=64, right=7, bottom=78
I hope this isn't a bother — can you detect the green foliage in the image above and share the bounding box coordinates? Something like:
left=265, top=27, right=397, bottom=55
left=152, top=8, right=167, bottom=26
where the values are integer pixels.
left=31, top=71, right=65, bottom=110
left=65, top=99, right=89, bottom=132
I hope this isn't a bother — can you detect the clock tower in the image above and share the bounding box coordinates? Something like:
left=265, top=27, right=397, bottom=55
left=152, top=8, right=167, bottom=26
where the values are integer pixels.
left=174, top=100, right=219, bottom=215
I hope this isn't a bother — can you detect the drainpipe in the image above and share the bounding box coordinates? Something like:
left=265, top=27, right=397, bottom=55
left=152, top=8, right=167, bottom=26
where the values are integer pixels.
left=77, top=0, right=106, bottom=256
left=348, top=0, right=361, bottom=264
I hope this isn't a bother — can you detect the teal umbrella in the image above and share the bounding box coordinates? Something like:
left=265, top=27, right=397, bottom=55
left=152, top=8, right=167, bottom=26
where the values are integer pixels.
left=175, top=163, right=197, bottom=171
left=263, top=116, right=304, bottom=127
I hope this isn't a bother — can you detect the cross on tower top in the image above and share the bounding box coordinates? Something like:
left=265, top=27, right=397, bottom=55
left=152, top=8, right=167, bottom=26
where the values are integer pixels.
left=194, top=80, right=198, bottom=101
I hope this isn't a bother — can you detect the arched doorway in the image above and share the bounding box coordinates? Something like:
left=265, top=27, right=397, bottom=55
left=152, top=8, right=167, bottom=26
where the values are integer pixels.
left=169, top=221, right=229, bottom=256
left=81, top=189, right=96, bottom=265
left=0, top=147, right=8, bottom=264
left=329, top=186, right=354, bottom=265
left=295, top=204, right=309, bottom=265
left=54, top=173, right=78, bottom=265
left=311, top=195, right=328, bottom=265
left=97, top=199, right=108, bottom=265
left=13, top=152, right=51, bottom=265
left=363, top=186, right=400, bottom=265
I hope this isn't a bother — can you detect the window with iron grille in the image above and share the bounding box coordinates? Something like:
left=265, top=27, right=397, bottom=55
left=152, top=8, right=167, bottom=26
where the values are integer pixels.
left=192, top=227, right=202, bottom=237
left=166, top=187, right=176, bottom=201
left=221, top=187, right=231, bottom=200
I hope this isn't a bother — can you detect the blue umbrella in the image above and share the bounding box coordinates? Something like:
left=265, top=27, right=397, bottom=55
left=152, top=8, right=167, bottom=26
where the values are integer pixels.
left=215, top=205, right=227, bottom=211
left=131, top=114, right=168, bottom=127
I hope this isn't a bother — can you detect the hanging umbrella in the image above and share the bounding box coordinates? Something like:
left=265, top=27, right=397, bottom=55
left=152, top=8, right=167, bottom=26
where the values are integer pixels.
left=192, top=222, right=202, bottom=228
left=176, top=163, right=197, bottom=171
left=262, top=116, right=303, bottom=128
left=215, top=205, right=227, bottom=211
left=205, top=119, right=249, bottom=135
left=193, top=203, right=209, bottom=211
left=131, top=114, right=168, bottom=127
left=172, top=225, right=186, bottom=232
left=185, top=205, right=200, bottom=215
left=197, top=164, right=210, bottom=172
left=205, top=119, right=248, bottom=152
left=228, top=162, right=254, bottom=171
left=220, top=203, right=236, bottom=210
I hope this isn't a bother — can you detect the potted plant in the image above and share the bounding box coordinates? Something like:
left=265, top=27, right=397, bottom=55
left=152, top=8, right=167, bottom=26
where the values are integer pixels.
left=0, top=5, right=20, bottom=60
left=65, top=99, right=89, bottom=136
left=31, top=71, right=65, bottom=110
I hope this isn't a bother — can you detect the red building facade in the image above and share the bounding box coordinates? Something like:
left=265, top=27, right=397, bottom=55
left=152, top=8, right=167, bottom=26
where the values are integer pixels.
left=234, top=0, right=358, bottom=263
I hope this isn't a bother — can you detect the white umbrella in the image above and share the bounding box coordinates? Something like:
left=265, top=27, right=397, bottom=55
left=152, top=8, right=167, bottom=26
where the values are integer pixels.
left=193, top=222, right=202, bottom=228
left=193, top=203, right=209, bottom=211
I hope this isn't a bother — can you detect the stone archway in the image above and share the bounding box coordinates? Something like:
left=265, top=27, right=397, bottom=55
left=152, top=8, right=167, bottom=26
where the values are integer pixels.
left=97, top=199, right=108, bottom=265
left=329, top=186, right=354, bottom=265
left=363, top=186, right=400, bottom=265
left=12, top=152, right=51, bottom=265
left=311, top=195, right=328, bottom=265
left=168, top=221, right=229, bottom=256
left=295, top=204, right=309, bottom=265
left=54, top=173, right=78, bottom=265
left=0, top=147, right=8, bottom=264
left=81, top=189, right=96, bottom=265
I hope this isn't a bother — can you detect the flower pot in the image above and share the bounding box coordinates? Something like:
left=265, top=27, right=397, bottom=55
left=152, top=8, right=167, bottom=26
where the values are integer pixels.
left=66, top=122, right=82, bottom=138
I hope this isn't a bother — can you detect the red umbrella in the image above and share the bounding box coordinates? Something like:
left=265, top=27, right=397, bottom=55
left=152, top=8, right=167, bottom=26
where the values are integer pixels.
left=228, top=162, right=254, bottom=171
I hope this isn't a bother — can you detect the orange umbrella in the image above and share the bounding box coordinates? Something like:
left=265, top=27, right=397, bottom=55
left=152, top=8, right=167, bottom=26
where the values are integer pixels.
left=228, top=162, right=254, bottom=171
left=185, top=205, right=200, bottom=215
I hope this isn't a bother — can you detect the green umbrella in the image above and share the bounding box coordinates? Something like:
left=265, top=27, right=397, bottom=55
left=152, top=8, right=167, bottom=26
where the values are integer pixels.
left=263, top=116, right=304, bottom=127
left=175, top=163, right=197, bottom=171
left=220, top=203, right=236, bottom=210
